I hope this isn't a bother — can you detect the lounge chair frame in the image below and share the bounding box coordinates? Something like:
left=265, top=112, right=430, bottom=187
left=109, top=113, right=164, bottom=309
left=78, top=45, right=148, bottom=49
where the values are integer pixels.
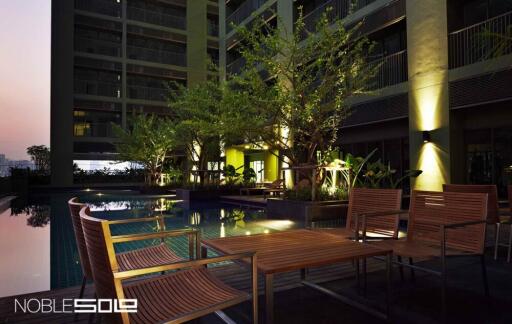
left=80, top=207, right=258, bottom=324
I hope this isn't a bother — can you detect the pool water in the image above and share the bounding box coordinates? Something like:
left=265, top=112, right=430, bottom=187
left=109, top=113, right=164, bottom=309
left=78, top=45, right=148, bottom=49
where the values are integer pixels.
left=0, top=190, right=301, bottom=298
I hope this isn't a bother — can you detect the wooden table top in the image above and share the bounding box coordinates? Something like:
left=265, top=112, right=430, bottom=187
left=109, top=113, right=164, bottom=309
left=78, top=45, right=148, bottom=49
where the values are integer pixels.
left=203, top=229, right=391, bottom=274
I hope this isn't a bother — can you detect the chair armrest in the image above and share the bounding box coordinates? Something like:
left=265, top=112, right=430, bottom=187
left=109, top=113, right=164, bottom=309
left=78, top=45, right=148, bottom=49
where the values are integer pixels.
left=111, top=228, right=199, bottom=243
left=113, top=251, right=257, bottom=280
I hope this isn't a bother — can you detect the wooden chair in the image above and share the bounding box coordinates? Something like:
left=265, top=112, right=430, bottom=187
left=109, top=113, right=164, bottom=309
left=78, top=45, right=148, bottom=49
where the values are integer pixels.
left=442, top=184, right=503, bottom=259
left=369, top=190, right=489, bottom=321
left=262, top=179, right=285, bottom=198
left=317, top=187, right=403, bottom=240
left=80, top=207, right=258, bottom=324
left=68, top=197, right=191, bottom=299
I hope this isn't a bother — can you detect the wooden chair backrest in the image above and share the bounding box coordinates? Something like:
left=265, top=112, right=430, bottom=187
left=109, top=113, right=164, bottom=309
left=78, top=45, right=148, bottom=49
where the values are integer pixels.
left=269, top=179, right=284, bottom=189
left=508, top=185, right=512, bottom=212
left=443, top=184, right=499, bottom=223
left=408, top=190, right=487, bottom=254
left=346, top=188, right=402, bottom=237
left=68, top=197, right=93, bottom=279
left=80, top=207, right=121, bottom=323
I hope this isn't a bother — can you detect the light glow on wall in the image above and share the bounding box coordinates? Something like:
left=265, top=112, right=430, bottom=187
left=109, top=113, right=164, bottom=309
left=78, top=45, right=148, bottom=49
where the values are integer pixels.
left=416, top=143, right=447, bottom=191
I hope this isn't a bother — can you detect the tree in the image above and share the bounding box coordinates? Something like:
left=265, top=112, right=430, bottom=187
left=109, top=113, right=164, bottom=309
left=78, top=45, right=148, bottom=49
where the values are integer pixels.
left=26, top=145, right=50, bottom=174
left=168, top=80, right=224, bottom=185
left=221, top=8, right=377, bottom=185
left=113, top=114, right=176, bottom=186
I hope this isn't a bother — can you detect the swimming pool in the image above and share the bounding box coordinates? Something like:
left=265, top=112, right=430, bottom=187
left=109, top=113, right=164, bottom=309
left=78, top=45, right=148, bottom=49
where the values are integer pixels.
left=0, top=190, right=301, bottom=298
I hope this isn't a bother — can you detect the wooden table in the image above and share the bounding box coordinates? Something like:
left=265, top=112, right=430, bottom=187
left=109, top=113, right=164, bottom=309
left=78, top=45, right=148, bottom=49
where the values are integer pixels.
left=202, top=229, right=392, bottom=323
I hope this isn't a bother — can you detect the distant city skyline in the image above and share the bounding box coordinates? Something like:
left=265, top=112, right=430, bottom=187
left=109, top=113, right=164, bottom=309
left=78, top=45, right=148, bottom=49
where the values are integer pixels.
left=0, top=1, right=51, bottom=160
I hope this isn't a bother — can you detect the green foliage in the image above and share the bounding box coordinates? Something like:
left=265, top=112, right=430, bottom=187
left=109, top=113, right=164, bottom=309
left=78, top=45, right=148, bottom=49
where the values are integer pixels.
left=284, top=186, right=346, bottom=202
left=167, top=80, right=223, bottom=184
left=73, top=167, right=145, bottom=184
left=222, top=164, right=240, bottom=185
left=112, top=114, right=176, bottom=186
left=242, top=167, right=257, bottom=185
left=26, top=145, right=50, bottom=174
left=221, top=7, right=377, bottom=168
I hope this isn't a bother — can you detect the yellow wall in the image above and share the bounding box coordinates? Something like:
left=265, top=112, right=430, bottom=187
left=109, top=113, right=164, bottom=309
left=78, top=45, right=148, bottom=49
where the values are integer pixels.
left=407, top=0, right=451, bottom=191
left=264, top=150, right=279, bottom=181
left=225, top=147, right=245, bottom=173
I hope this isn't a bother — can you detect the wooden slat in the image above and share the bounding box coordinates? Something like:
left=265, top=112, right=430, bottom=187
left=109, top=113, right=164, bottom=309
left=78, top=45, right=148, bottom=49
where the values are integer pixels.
left=68, top=198, right=93, bottom=279
left=203, top=229, right=391, bottom=274
left=346, top=188, right=403, bottom=237
left=443, top=184, right=499, bottom=223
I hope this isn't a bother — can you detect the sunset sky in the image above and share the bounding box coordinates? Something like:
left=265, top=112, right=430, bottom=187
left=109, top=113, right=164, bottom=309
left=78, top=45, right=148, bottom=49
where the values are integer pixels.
left=0, top=0, right=51, bottom=160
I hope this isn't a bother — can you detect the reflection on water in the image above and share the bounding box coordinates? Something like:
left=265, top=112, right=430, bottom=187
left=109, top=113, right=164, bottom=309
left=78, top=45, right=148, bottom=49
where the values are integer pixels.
left=0, top=198, right=50, bottom=298
left=0, top=191, right=300, bottom=298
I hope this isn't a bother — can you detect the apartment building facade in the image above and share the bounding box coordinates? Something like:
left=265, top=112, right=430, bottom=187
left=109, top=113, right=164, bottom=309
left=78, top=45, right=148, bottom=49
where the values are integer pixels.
left=220, top=0, right=512, bottom=195
left=51, top=0, right=219, bottom=186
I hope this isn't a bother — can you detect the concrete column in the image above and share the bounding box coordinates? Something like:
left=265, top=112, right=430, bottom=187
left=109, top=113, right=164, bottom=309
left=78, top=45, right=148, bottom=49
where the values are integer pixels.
left=50, top=0, right=74, bottom=186
left=187, top=0, right=208, bottom=86
left=406, top=0, right=451, bottom=191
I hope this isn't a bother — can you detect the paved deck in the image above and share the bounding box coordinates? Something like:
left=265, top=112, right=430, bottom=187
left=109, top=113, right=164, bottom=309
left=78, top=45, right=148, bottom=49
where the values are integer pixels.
left=1, top=251, right=511, bottom=323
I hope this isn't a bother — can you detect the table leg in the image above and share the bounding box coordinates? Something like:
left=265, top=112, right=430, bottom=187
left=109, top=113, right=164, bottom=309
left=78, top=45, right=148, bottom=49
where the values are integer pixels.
left=300, top=268, right=307, bottom=281
left=362, top=257, right=367, bottom=297
left=265, top=274, right=274, bottom=324
left=386, top=252, right=393, bottom=318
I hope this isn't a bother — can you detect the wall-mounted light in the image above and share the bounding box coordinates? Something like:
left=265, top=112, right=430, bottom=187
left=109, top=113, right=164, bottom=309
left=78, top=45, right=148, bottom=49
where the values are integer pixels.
left=422, top=131, right=431, bottom=143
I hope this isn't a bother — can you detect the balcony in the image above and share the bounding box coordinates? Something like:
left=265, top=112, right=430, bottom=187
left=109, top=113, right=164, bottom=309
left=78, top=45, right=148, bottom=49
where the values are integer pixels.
left=75, top=0, right=121, bottom=18
left=127, top=85, right=168, bottom=102
left=449, top=11, right=512, bottom=69
left=365, top=50, right=408, bottom=90
left=226, top=0, right=269, bottom=33
left=74, top=37, right=122, bottom=57
left=226, top=56, right=246, bottom=75
left=302, top=0, right=377, bottom=34
left=127, top=6, right=186, bottom=30
left=74, top=122, right=117, bottom=137
left=74, top=79, right=121, bottom=98
left=127, top=45, right=187, bottom=66
left=208, top=20, right=219, bottom=37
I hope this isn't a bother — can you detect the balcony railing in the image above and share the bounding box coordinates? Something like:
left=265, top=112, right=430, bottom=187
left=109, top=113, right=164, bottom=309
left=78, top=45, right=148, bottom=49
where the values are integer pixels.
left=208, top=21, right=219, bottom=37
left=127, top=45, right=187, bottom=66
left=226, top=56, right=246, bottom=75
left=449, top=11, right=512, bottom=69
left=75, top=0, right=121, bottom=18
left=74, top=79, right=121, bottom=98
left=365, top=50, right=408, bottom=90
left=302, top=0, right=376, bottom=34
left=127, top=6, right=186, bottom=30
left=127, top=85, right=168, bottom=102
left=75, top=37, right=122, bottom=57
left=74, top=122, right=117, bottom=137
left=226, top=0, right=269, bottom=33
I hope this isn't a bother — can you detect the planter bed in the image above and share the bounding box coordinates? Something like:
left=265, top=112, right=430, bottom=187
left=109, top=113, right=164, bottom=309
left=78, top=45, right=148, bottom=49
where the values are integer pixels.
left=176, top=188, right=242, bottom=201
left=266, top=198, right=348, bottom=224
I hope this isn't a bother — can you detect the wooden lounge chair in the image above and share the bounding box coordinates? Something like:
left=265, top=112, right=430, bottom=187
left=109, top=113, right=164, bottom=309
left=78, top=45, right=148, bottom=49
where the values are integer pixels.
left=368, top=190, right=489, bottom=321
left=316, top=188, right=403, bottom=240
left=262, top=179, right=285, bottom=198
left=79, top=206, right=258, bottom=324
left=68, top=197, right=193, bottom=300
left=442, top=184, right=504, bottom=260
